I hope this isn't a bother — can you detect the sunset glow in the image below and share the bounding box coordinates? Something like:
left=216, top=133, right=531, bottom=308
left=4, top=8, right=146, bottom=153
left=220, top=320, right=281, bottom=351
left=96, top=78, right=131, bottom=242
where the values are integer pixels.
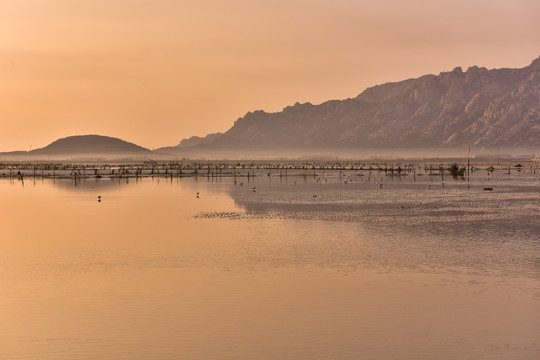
left=1, top=0, right=539, bottom=151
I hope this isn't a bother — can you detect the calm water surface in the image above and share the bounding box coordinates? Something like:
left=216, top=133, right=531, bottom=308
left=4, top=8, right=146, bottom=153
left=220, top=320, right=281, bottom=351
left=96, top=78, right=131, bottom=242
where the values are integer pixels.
left=1, top=172, right=539, bottom=359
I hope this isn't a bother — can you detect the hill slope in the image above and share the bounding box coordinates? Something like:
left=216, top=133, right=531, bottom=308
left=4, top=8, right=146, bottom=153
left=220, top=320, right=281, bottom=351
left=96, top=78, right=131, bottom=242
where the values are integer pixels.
left=197, top=56, right=540, bottom=152
left=30, top=135, right=151, bottom=155
left=156, top=132, right=223, bottom=154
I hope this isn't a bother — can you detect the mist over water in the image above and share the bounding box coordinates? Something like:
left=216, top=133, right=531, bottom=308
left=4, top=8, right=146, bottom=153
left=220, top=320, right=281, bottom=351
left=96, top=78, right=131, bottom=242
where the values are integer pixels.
left=1, top=170, right=539, bottom=359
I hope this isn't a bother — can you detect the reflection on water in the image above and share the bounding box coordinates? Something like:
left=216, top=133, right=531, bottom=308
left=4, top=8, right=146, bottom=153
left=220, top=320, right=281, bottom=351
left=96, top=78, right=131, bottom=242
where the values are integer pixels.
left=51, top=177, right=134, bottom=193
left=209, top=172, right=540, bottom=278
left=0, top=173, right=539, bottom=360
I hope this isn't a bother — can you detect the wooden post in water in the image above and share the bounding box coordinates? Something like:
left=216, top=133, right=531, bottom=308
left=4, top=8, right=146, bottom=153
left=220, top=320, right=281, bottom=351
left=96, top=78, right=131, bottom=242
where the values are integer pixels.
left=467, top=145, right=470, bottom=181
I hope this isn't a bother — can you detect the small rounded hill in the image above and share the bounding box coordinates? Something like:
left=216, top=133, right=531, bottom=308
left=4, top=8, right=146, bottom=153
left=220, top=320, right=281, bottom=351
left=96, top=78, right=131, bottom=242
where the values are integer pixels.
left=31, top=135, right=151, bottom=155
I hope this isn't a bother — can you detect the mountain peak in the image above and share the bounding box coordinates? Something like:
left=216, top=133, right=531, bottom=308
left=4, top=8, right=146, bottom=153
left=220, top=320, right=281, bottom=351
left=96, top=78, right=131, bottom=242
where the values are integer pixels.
left=529, top=55, right=540, bottom=70
left=195, top=56, right=540, bottom=153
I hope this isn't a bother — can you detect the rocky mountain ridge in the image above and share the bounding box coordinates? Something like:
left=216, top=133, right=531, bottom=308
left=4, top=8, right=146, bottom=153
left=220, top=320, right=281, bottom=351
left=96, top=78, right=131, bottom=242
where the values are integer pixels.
left=197, top=56, right=540, bottom=151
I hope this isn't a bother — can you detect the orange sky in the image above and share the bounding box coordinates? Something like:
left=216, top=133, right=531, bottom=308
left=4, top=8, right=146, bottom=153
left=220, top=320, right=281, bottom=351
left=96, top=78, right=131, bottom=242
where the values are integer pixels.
left=1, top=0, right=539, bottom=151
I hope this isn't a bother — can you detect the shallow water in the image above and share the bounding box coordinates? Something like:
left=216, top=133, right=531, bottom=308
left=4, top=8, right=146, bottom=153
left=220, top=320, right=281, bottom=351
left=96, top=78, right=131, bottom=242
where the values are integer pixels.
left=1, top=171, right=539, bottom=359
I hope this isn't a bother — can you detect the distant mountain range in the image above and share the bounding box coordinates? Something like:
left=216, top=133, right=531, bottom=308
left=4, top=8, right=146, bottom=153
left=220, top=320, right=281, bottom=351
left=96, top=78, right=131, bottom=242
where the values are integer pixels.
left=156, top=132, right=223, bottom=153
left=1, top=56, right=539, bottom=160
left=188, top=55, right=539, bottom=153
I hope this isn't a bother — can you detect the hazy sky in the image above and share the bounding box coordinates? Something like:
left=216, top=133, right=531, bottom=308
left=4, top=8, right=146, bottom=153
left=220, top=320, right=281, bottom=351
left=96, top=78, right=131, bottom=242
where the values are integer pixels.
left=1, top=0, right=539, bottom=151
